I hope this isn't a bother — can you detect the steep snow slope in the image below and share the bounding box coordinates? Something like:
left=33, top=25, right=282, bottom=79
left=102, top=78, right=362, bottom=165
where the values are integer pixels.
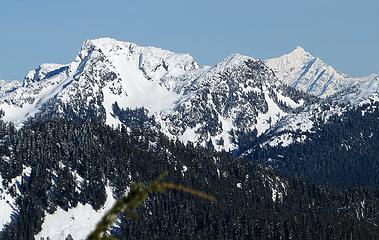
left=0, top=38, right=198, bottom=127
left=266, top=47, right=354, bottom=97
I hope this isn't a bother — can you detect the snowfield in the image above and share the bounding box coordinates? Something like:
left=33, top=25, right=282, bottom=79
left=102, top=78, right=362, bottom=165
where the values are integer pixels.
left=35, top=185, right=117, bottom=240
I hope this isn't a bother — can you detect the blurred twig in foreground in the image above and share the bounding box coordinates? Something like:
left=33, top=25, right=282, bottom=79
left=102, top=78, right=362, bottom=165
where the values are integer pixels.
left=87, top=172, right=216, bottom=240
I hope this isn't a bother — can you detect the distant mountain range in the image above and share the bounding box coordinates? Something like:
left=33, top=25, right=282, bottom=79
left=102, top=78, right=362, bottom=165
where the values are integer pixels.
left=0, top=38, right=377, bottom=150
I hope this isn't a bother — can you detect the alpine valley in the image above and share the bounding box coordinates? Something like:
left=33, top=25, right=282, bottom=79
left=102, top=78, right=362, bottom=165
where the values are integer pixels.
left=0, top=38, right=378, bottom=240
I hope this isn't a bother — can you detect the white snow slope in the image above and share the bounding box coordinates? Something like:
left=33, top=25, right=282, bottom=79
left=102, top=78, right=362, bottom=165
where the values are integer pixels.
left=35, top=185, right=117, bottom=240
left=0, top=165, right=32, bottom=232
left=0, top=38, right=198, bottom=127
left=265, top=46, right=377, bottom=98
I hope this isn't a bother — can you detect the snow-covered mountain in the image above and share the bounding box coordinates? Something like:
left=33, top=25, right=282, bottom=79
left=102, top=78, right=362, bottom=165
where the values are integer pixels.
left=0, top=38, right=308, bottom=151
left=159, top=54, right=309, bottom=150
left=0, top=38, right=377, bottom=151
left=0, top=39, right=305, bottom=234
left=261, top=74, right=379, bottom=148
left=265, top=46, right=377, bottom=98
left=0, top=38, right=198, bottom=124
left=1, top=38, right=379, bottom=239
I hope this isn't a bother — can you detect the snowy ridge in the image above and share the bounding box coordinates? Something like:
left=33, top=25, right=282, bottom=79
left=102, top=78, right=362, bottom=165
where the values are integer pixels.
left=159, top=55, right=300, bottom=151
left=0, top=38, right=377, bottom=151
left=266, top=46, right=353, bottom=97
left=0, top=38, right=305, bottom=152
left=259, top=47, right=379, bottom=147
left=0, top=38, right=377, bottom=150
left=0, top=38, right=198, bottom=127
left=0, top=80, right=22, bottom=94
left=24, top=63, right=68, bottom=86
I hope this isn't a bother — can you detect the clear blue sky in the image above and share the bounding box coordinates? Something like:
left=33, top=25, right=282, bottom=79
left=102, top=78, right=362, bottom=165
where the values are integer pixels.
left=0, top=0, right=378, bottom=79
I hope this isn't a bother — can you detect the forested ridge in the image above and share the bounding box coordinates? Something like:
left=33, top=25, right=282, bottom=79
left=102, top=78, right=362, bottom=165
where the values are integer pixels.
left=244, top=102, right=379, bottom=188
left=0, top=116, right=378, bottom=240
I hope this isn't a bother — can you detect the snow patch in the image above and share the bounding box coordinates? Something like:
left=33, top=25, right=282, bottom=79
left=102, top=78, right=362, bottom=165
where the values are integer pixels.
left=35, top=185, right=117, bottom=240
left=0, top=174, right=16, bottom=232
left=0, top=165, right=32, bottom=231
left=255, top=87, right=286, bottom=135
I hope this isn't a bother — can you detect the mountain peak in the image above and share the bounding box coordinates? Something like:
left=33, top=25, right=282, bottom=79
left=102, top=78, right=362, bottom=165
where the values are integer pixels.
left=265, top=46, right=349, bottom=97
left=217, top=53, right=254, bottom=68
left=292, top=45, right=307, bottom=53
left=81, top=37, right=134, bottom=53
left=285, top=46, right=313, bottom=61
left=76, top=37, right=199, bottom=73
left=84, top=37, right=124, bottom=46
